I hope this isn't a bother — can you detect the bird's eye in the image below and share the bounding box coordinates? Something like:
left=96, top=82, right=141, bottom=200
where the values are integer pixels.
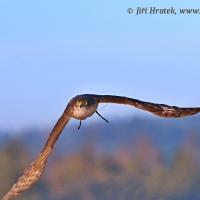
left=76, top=100, right=82, bottom=107
left=82, top=100, right=88, bottom=107
left=76, top=100, right=88, bottom=108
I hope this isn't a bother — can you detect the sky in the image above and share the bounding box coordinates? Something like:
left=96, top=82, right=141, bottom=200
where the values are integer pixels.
left=0, top=0, right=200, bottom=129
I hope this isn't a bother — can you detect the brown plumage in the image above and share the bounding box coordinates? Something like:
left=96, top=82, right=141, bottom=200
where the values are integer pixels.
left=1, top=94, right=200, bottom=200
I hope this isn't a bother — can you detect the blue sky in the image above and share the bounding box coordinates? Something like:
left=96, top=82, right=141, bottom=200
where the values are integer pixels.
left=0, top=0, right=200, bottom=129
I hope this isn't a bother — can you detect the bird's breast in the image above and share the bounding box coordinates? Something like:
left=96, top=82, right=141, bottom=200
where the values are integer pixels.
left=66, top=103, right=98, bottom=120
left=73, top=104, right=98, bottom=120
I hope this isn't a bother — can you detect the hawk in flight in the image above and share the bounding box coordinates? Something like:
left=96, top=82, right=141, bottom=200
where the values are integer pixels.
left=1, top=94, right=200, bottom=200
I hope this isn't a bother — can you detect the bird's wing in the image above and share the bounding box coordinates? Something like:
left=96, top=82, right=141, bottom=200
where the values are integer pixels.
left=97, top=95, right=200, bottom=118
left=2, top=94, right=200, bottom=200
left=1, top=113, right=71, bottom=200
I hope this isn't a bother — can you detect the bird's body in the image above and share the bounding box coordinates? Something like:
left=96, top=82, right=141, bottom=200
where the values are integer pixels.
left=1, top=94, right=200, bottom=200
left=65, top=94, right=99, bottom=120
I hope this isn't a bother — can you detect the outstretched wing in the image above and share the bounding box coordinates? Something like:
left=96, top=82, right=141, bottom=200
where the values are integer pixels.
left=1, top=113, right=71, bottom=200
left=96, top=95, right=200, bottom=118
left=2, top=94, right=200, bottom=200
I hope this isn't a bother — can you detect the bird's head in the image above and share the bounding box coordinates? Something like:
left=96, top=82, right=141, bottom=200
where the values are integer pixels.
left=65, top=94, right=99, bottom=120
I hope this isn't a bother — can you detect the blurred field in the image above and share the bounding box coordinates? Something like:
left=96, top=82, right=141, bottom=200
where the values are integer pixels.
left=1, top=117, right=200, bottom=200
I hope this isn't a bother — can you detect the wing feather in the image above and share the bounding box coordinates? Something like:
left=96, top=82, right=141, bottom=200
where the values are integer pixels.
left=97, top=95, right=200, bottom=118
left=1, top=113, right=71, bottom=200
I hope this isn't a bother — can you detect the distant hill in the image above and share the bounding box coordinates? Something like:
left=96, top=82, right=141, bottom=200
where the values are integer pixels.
left=1, top=115, right=200, bottom=156
left=1, top=115, right=200, bottom=200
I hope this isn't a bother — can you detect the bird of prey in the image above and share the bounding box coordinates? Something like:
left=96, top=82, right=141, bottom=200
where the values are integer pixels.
left=1, top=94, right=200, bottom=200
